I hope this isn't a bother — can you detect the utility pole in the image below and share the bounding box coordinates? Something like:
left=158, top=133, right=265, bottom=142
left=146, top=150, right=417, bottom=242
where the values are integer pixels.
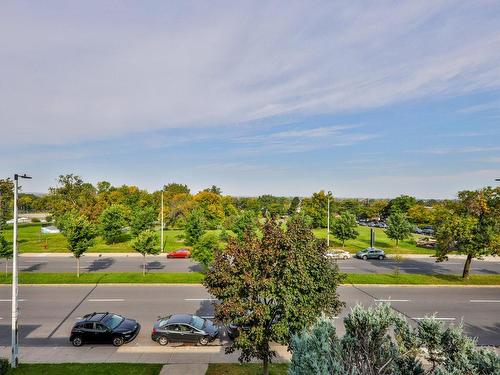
left=327, top=191, right=332, bottom=248
left=160, top=190, right=164, bottom=252
left=11, top=173, right=31, bottom=368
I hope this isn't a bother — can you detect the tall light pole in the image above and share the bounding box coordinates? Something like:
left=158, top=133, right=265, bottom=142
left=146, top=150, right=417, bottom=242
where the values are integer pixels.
left=327, top=191, right=332, bottom=248
left=160, top=190, right=164, bottom=252
left=11, top=173, right=31, bottom=368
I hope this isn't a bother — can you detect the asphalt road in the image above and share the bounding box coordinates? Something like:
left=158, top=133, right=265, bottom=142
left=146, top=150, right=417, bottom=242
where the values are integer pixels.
left=1, top=255, right=499, bottom=275
left=0, top=285, right=498, bottom=346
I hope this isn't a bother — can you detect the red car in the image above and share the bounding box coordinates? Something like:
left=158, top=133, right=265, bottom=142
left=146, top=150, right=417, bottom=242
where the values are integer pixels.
left=167, top=249, right=191, bottom=259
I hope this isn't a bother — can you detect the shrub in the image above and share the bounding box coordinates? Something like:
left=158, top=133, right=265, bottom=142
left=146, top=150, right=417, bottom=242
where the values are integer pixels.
left=0, top=357, right=9, bottom=375
left=31, top=218, right=41, bottom=223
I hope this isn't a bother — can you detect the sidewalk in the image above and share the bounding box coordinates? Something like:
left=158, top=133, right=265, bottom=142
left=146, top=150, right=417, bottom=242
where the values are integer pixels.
left=0, top=344, right=291, bottom=364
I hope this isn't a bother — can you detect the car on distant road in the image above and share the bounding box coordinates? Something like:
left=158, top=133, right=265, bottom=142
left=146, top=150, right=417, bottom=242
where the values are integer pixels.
left=70, top=312, right=140, bottom=347
left=325, top=250, right=351, bottom=260
left=420, top=226, right=435, bottom=236
left=413, top=226, right=423, bottom=234
left=376, top=222, right=388, bottom=228
left=355, top=248, right=386, bottom=260
left=151, top=314, right=219, bottom=346
left=167, top=249, right=191, bottom=258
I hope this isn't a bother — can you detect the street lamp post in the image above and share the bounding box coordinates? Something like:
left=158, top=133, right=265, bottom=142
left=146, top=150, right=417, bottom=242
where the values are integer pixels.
left=11, top=173, right=31, bottom=368
left=327, top=191, right=332, bottom=248
left=160, top=190, right=164, bottom=253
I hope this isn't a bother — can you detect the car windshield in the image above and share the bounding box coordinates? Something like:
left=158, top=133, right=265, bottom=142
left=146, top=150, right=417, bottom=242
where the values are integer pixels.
left=190, top=315, right=205, bottom=330
left=103, top=314, right=124, bottom=330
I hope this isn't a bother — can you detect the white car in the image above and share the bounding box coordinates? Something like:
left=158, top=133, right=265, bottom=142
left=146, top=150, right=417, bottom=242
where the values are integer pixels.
left=325, top=250, right=351, bottom=260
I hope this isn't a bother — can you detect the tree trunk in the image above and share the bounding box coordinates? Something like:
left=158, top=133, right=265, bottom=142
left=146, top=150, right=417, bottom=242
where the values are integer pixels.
left=342, top=240, right=345, bottom=247
left=5, top=258, right=7, bottom=276
left=76, top=257, right=80, bottom=278
left=263, top=358, right=269, bottom=375
left=462, top=254, right=473, bottom=279
left=143, top=255, right=146, bottom=277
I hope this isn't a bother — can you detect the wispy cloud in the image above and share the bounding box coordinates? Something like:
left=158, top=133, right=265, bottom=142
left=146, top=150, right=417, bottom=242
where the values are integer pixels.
left=1, top=1, right=500, bottom=146
left=410, top=146, right=500, bottom=155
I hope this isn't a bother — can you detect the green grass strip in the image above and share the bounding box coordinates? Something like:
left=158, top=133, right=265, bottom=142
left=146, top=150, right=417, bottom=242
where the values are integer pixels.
left=206, top=363, right=289, bottom=375
left=0, top=272, right=204, bottom=284
left=0, top=272, right=498, bottom=285
left=345, top=273, right=500, bottom=285
left=5, top=363, right=163, bottom=375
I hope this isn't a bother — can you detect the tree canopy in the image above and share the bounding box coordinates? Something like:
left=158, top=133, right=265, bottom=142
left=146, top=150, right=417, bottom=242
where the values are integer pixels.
left=130, top=229, right=160, bottom=276
left=204, top=216, right=343, bottom=375
left=385, top=212, right=413, bottom=247
left=330, top=212, right=358, bottom=247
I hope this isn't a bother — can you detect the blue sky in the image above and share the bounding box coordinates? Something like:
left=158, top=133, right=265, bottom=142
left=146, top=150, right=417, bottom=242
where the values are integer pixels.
left=1, top=1, right=500, bottom=198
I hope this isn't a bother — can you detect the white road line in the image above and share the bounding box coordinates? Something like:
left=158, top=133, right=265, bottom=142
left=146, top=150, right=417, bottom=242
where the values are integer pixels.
left=374, top=299, right=410, bottom=302
left=412, top=317, right=456, bottom=321
left=87, top=299, right=125, bottom=302
left=0, top=299, right=26, bottom=302
left=22, top=261, right=48, bottom=263
left=470, top=300, right=500, bottom=303
left=184, top=298, right=218, bottom=301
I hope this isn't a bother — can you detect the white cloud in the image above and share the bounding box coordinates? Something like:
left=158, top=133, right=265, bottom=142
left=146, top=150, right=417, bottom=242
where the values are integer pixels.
left=1, top=1, right=500, bottom=146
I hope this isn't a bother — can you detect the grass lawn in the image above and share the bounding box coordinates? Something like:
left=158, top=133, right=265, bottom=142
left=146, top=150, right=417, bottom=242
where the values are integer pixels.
left=206, top=364, right=289, bottom=375
left=0, top=272, right=204, bottom=284
left=2, top=224, right=187, bottom=254
left=7, top=224, right=432, bottom=255
left=345, top=273, right=500, bottom=285
left=0, top=272, right=497, bottom=286
left=4, top=363, right=163, bottom=375
left=313, top=225, right=434, bottom=255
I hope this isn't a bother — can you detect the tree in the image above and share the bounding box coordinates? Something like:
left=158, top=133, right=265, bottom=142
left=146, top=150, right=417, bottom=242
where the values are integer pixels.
left=435, top=187, right=500, bottom=278
left=193, top=191, right=225, bottom=229
left=191, top=232, right=220, bottom=269
left=230, top=210, right=258, bottom=241
left=290, top=303, right=499, bottom=375
left=301, top=191, right=335, bottom=228
left=99, top=204, right=128, bottom=244
left=204, top=216, right=343, bottom=375
left=130, top=207, right=156, bottom=237
left=0, top=178, right=14, bottom=231
left=203, top=185, right=222, bottom=195
left=61, top=213, right=97, bottom=277
left=0, top=234, right=12, bottom=275
left=163, top=182, right=190, bottom=195
left=130, top=229, right=160, bottom=276
left=407, top=204, right=433, bottom=224
left=287, top=197, right=300, bottom=215
left=385, top=212, right=413, bottom=247
left=330, top=212, right=358, bottom=247
left=184, top=209, right=206, bottom=245
left=383, top=195, right=417, bottom=218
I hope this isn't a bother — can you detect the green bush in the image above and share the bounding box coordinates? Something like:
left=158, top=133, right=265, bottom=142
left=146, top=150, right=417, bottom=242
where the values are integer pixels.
left=31, top=218, right=41, bottom=223
left=0, top=357, right=9, bottom=375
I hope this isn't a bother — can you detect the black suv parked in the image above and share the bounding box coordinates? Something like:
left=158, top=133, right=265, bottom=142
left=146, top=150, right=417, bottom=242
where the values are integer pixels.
left=70, top=312, right=140, bottom=347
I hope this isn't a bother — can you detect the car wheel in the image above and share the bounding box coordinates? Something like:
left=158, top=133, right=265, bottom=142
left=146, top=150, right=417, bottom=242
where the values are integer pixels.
left=71, top=336, right=83, bottom=347
left=157, top=336, right=169, bottom=346
left=362, top=255, right=368, bottom=260
left=198, top=336, right=209, bottom=346
left=378, top=255, right=384, bottom=260
left=112, top=336, right=125, bottom=347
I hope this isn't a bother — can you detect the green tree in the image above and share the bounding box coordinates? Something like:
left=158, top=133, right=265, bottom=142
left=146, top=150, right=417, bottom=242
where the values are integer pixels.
left=289, top=303, right=499, bottom=375
left=203, top=185, right=222, bottom=195
left=0, top=178, right=14, bottom=230
left=130, top=229, right=160, bottom=276
left=204, top=216, right=343, bottom=375
left=287, top=197, right=300, bottom=215
left=301, top=191, right=335, bottom=228
left=61, top=213, right=97, bottom=277
left=230, top=210, right=258, bottom=241
left=99, top=204, right=128, bottom=244
left=130, top=207, right=156, bottom=237
left=435, top=187, right=500, bottom=278
left=191, top=232, right=220, bottom=269
left=0, top=234, right=12, bottom=275
left=330, top=212, right=358, bottom=247
left=184, top=209, right=206, bottom=246
left=383, top=195, right=417, bottom=218
left=163, top=182, right=190, bottom=195
left=385, top=212, right=413, bottom=247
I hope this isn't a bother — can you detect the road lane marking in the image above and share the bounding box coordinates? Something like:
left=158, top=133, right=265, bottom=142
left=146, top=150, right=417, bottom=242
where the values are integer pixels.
left=87, top=299, right=124, bottom=302
left=412, top=317, right=455, bottom=321
left=184, top=298, right=218, bottom=301
left=470, top=300, right=500, bottom=303
left=374, top=299, right=410, bottom=302
left=22, top=261, right=48, bottom=263
left=0, top=299, right=26, bottom=302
